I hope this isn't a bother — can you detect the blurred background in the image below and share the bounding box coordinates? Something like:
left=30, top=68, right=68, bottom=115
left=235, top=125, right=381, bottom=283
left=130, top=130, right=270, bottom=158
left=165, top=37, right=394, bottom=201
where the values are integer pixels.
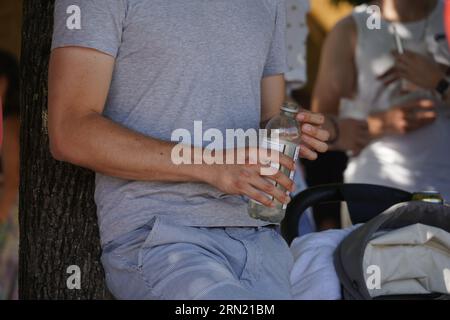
left=0, top=0, right=22, bottom=300
left=0, top=0, right=22, bottom=57
left=1, top=0, right=449, bottom=300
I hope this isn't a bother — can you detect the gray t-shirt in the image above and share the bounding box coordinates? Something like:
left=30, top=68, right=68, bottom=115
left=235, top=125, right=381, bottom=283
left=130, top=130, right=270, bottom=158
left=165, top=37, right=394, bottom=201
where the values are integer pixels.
left=52, top=0, right=288, bottom=246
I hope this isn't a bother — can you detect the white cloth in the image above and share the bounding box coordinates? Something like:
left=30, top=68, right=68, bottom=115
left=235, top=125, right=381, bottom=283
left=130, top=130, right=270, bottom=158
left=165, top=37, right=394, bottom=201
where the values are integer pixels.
left=343, top=1, right=450, bottom=202
left=290, top=225, right=361, bottom=300
left=290, top=223, right=450, bottom=300
left=364, top=223, right=450, bottom=297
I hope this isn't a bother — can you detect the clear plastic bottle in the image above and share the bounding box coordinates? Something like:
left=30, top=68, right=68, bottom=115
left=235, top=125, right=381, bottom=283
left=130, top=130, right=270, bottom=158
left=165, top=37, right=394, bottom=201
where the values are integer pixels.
left=248, top=102, right=301, bottom=223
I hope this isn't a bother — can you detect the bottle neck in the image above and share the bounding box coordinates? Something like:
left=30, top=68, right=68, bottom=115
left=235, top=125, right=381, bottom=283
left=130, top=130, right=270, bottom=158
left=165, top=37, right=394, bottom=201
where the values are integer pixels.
left=281, top=110, right=297, bottom=119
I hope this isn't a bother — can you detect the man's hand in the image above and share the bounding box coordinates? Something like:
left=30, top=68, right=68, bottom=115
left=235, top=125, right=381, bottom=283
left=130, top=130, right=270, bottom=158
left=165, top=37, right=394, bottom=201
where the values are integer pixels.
left=368, top=99, right=437, bottom=137
left=296, top=110, right=330, bottom=160
left=379, top=50, right=446, bottom=90
left=206, top=147, right=296, bottom=207
left=334, top=118, right=371, bottom=156
left=260, top=75, right=329, bottom=161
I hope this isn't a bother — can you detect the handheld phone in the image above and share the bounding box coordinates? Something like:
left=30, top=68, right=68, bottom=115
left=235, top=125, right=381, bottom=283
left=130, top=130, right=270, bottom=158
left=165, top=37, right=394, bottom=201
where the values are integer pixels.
left=393, top=26, right=404, bottom=54
left=391, top=25, right=411, bottom=93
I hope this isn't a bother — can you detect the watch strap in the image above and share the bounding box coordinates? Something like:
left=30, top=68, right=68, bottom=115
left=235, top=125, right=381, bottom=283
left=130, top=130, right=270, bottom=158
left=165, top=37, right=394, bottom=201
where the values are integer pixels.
left=436, top=78, right=450, bottom=96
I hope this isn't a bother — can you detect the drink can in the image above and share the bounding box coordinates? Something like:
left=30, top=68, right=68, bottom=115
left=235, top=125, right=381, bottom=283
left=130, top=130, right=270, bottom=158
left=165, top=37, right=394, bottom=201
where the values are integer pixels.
left=412, top=191, right=444, bottom=204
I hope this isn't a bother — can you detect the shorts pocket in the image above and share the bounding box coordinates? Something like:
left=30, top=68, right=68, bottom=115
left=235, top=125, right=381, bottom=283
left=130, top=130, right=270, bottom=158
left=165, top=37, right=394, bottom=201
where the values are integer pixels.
left=269, top=227, right=294, bottom=270
left=136, top=216, right=165, bottom=268
left=101, top=218, right=161, bottom=299
left=102, top=217, right=159, bottom=271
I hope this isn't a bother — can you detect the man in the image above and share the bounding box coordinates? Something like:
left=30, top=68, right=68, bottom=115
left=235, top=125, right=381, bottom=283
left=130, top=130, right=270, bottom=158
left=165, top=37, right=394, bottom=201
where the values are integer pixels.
left=48, top=0, right=329, bottom=299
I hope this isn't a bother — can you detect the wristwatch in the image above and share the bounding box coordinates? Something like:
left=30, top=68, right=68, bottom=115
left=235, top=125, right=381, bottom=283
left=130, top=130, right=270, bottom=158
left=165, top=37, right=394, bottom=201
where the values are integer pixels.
left=436, top=77, right=450, bottom=99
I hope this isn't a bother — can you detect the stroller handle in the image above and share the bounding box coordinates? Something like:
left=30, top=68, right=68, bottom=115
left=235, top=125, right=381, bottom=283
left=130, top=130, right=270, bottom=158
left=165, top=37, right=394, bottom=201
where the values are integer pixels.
left=281, top=184, right=412, bottom=244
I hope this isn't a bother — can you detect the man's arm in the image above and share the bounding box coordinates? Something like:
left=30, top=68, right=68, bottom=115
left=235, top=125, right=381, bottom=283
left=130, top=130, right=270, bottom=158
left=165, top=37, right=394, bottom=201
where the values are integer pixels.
left=260, top=74, right=286, bottom=126
left=48, top=47, right=297, bottom=207
left=48, top=47, right=209, bottom=183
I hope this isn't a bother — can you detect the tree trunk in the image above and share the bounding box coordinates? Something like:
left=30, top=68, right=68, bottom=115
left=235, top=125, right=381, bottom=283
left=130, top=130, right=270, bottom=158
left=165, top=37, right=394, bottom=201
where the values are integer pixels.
left=19, top=0, right=109, bottom=299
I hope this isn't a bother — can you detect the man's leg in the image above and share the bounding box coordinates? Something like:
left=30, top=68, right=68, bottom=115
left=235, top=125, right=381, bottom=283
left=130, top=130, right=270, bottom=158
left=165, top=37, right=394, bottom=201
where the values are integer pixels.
left=101, top=218, right=293, bottom=300
left=223, top=227, right=294, bottom=300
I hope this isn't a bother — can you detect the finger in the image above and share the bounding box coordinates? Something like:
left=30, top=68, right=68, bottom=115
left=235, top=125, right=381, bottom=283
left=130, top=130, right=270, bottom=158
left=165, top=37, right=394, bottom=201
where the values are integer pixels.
left=378, top=67, right=397, bottom=80
left=415, top=99, right=436, bottom=110
left=399, top=99, right=434, bottom=111
left=243, top=184, right=275, bottom=208
left=302, top=124, right=330, bottom=142
left=277, top=151, right=296, bottom=171
left=404, top=100, right=436, bottom=116
left=301, top=134, right=329, bottom=153
left=296, top=111, right=325, bottom=125
left=299, top=145, right=318, bottom=161
left=381, top=73, right=400, bottom=86
left=396, top=69, right=410, bottom=81
left=250, top=176, right=291, bottom=205
left=259, top=149, right=295, bottom=172
left=414, top=111, right=437, bottom=121
left=378, top=67, right=400, bottom=86
left=265, top=170, right=295, bottom=194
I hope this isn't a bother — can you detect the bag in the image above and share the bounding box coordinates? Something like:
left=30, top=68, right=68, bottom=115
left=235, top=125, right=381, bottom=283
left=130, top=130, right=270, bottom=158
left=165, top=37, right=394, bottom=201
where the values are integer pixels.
left=334, top=201, right=450, bottom=300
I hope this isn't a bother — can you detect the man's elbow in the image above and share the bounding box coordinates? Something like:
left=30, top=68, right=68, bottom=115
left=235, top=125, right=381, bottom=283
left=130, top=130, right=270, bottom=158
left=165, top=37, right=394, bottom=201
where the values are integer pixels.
left=48, top=125, right=81, bottom=164
left=48, top=109, right=96, bottom=165
left=49, top=132, right=69, bottom=162
left=49, top=124, right=90, bottom=167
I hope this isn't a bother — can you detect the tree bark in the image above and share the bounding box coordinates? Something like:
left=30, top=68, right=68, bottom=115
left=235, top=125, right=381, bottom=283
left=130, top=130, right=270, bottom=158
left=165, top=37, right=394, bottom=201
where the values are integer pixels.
left=19, top=0, right=109, bottom=299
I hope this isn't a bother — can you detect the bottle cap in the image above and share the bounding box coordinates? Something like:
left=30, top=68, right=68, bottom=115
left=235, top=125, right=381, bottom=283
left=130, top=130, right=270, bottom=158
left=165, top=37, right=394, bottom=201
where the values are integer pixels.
left=280, top=102, right=299, bottom=114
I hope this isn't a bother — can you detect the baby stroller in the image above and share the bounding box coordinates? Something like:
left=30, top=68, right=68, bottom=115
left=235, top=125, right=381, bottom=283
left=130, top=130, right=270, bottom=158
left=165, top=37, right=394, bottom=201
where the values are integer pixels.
left=282, top=184, right=450, bottom=300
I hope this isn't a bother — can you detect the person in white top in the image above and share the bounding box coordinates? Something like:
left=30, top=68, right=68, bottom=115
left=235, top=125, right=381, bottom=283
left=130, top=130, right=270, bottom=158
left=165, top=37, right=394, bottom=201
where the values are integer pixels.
left=312, top=0, right=450, bottom=201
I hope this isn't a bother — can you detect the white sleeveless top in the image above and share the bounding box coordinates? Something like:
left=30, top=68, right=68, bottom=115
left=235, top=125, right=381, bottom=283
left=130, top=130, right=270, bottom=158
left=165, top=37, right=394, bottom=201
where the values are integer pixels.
left=342, top=1, right=450, bottom=201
